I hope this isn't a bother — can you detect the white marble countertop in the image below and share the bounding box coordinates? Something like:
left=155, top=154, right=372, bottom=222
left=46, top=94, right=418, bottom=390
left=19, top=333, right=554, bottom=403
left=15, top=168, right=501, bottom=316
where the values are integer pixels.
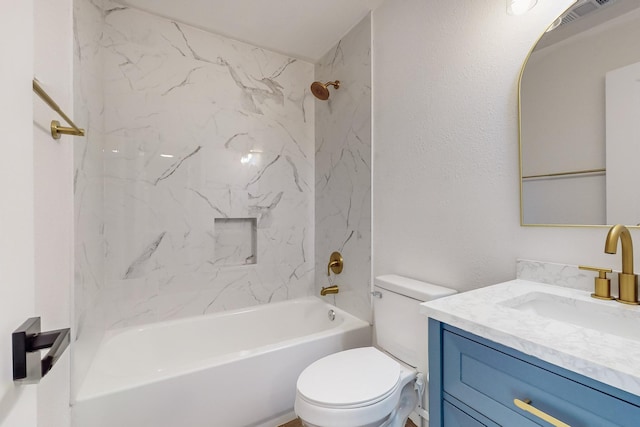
left=420, top=279, right=640, bottom=396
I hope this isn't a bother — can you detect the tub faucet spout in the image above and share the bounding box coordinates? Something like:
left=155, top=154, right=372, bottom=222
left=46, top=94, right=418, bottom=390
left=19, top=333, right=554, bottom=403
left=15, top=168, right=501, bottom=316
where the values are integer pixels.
left=320, top=285, right=339, bottom=296
left=604, top=224, right=639, bottom=305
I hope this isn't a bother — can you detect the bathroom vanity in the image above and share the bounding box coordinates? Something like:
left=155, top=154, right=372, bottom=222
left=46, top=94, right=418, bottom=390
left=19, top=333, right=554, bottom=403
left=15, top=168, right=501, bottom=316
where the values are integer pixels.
left=421, top=277, right=640, bottom=427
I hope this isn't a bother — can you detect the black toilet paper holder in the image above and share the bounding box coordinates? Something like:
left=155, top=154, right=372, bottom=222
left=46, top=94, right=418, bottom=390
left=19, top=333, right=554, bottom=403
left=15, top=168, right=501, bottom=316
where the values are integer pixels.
left=12, top=317, right=70, bottom=383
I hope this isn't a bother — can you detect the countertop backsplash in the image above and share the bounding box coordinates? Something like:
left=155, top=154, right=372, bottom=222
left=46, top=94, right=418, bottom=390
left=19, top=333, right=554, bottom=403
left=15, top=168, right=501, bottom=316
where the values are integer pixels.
left=517, top=258, right=619, bottom=294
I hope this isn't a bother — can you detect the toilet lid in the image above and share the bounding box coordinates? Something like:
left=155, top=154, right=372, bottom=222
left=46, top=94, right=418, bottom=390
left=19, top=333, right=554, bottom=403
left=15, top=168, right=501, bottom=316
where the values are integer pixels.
left=297, top=347, right=401, bottom=408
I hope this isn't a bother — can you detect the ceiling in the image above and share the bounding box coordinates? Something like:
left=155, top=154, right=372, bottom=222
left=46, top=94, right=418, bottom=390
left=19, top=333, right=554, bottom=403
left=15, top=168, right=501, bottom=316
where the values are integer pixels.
left=117, top=0, right=386, bottom=62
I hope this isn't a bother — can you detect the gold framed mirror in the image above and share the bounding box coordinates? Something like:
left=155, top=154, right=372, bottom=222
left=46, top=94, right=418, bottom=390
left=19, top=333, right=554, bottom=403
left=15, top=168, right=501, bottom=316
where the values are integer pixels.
left=519, top=0, right=640, bottom=226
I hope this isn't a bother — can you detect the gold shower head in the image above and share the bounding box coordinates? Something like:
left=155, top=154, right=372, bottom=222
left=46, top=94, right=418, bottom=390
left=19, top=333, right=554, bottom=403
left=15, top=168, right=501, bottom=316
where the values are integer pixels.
left=310, top=80, right=340, bottom=100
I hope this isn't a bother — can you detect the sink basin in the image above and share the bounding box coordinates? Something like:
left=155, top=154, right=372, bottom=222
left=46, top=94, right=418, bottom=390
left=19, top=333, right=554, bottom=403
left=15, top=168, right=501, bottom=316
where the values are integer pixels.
left=500, top=291, right=640, bottom=342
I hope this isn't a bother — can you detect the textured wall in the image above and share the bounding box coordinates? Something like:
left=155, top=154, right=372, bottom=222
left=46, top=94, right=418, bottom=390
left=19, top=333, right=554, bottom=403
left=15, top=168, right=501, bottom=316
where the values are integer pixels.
left=371, top=0, right=640, bottom=293
left=73, top=0, right=106, bottom=396
left=315, top=15, right=372, bottom=322
left=100, top=4, right=315, bottom=328
left=372, top=0, right=524, bottom=292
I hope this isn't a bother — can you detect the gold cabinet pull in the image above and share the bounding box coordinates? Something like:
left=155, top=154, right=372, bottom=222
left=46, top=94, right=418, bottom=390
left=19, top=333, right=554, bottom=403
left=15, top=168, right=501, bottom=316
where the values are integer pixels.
left=513, top=399, right=571, bottom=427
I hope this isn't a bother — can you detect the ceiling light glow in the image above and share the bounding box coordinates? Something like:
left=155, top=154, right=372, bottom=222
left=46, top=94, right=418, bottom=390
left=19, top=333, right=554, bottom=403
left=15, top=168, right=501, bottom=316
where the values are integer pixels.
left=508, top=0, right=538, bottom=15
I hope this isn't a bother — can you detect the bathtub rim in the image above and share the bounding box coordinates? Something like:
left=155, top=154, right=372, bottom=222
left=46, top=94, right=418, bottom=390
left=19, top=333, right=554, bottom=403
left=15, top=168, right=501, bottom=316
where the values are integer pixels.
left=75, top=296, right=371, bottom=402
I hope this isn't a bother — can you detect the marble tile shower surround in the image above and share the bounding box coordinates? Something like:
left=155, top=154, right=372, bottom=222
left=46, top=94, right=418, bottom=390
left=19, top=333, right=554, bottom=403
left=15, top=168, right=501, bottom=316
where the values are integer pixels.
left=73, top=0, right=106, bottom=394
left=315, top=15, right=372, bottom=322
left=100, top=3, right=315, bottom=328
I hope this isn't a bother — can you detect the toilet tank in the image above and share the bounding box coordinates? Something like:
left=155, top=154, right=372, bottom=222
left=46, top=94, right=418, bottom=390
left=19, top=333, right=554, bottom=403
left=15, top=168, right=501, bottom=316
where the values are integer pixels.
left=373, top=274, right=456, bottom=373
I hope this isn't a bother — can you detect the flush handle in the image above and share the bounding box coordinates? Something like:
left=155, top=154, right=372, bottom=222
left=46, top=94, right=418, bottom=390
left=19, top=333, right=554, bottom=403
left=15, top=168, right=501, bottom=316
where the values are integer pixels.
left=371, top=291, right=382, bottom=299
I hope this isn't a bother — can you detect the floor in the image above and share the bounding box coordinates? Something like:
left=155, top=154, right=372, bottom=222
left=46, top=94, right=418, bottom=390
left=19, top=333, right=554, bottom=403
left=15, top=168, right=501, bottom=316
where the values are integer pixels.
left=279, top=418, right=418, bottom=427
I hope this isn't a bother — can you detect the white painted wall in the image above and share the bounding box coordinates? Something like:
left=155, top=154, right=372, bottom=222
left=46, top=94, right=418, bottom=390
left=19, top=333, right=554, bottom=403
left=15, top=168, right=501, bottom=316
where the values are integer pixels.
left=34, top=0, right=74, bottom=424
left=0, top=1, right=37, bottom=426
left=372, top=0, right=640, bottom=293
left=0, top=1, right=73, bottom=426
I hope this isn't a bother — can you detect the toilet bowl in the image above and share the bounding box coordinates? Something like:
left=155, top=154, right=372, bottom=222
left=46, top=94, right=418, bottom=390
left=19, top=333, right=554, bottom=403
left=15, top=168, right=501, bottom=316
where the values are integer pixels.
left=294, top=275, right=456, bottom=427
left=295, top=347, right=418, bottom=427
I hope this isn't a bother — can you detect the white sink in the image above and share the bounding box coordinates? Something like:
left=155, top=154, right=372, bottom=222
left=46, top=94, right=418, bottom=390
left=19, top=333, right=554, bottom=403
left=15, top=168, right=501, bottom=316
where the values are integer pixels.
left=500, top=291, right=640, bottom=342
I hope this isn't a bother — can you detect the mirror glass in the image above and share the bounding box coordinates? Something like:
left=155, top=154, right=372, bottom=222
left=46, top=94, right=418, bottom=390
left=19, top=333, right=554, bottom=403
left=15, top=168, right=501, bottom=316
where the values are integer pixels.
left=520, top=0, right=640, bottom=226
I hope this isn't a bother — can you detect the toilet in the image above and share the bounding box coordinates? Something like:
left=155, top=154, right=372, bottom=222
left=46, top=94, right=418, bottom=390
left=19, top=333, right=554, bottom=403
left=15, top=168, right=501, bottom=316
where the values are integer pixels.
left=294, top=275, right=457, bottom=427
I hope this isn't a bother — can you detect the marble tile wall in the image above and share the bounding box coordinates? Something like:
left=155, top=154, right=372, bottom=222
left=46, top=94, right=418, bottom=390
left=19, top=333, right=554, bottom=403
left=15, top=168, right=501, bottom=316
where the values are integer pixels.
left=73, top=0, right=106, bottom=394
left=314, top=15, right=372, bottom=322
left=99, top=3, right=315, bottom=327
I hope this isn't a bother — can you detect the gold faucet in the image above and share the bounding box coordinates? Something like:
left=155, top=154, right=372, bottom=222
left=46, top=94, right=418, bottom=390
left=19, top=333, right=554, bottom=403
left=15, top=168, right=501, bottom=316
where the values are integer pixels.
left=320, top=285, right=339, bottom=296
left=604, top=224, right=639, bottom=305
left=327, top=251, right=343, bottom=276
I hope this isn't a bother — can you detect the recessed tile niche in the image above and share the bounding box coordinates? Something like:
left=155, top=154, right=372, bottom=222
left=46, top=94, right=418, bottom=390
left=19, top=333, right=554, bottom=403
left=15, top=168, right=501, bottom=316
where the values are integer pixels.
left=213, top=218, right=258, bottom=266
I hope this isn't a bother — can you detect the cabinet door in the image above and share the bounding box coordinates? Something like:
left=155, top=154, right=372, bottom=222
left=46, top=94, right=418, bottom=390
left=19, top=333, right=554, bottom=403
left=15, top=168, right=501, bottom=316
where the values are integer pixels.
left=443, top=401, right=499, bottom=427
left=443, top=401, right=486, bottom=427
left=442, top=330, right=640, bottom=427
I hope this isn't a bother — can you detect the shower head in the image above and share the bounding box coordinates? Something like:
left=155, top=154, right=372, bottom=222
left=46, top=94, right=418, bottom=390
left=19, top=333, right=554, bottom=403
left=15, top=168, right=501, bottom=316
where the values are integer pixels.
left=310, top=80, right=340, bottom=100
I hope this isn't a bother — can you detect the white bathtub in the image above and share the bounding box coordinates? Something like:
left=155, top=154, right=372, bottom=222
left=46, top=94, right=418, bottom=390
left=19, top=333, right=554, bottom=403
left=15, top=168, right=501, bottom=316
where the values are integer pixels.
left=73, top=296, right=371, bottom=427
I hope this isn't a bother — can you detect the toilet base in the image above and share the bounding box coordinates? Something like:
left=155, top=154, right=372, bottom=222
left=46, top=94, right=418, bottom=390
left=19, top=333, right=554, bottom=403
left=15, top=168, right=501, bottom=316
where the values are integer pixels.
left=297, top=378, right=419, bottom=427
left=384, top=380, right=420, bottom=427
left=300, top=416, right=390, bottom=427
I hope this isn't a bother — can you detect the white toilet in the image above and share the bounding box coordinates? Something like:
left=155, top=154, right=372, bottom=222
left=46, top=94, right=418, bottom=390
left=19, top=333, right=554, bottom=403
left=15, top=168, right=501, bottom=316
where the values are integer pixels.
left=295, top=275, right=456, bottom=427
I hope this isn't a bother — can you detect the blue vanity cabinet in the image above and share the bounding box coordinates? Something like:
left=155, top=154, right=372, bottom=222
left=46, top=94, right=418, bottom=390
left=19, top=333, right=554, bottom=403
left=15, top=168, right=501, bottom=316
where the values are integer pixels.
left=428, top=319, right=640, bottom=427
left=442, top=400, right=499, bottom=427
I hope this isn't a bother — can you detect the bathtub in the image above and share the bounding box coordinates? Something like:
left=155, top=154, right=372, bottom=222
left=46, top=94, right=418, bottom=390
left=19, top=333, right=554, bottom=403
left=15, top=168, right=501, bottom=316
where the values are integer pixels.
left=73, top=296, right=371, bottom=427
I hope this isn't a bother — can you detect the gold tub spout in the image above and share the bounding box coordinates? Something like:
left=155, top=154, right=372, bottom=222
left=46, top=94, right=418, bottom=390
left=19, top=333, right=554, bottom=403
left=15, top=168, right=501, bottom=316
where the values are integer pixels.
left=604, top=224, right=639, bottom=305
left=320, top=285, right=339, bottom=296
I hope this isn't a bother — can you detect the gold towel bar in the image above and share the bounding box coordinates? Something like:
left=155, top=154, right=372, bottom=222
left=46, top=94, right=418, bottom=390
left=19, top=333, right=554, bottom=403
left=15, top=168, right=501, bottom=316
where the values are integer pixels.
left=32, top=79, right=85, bottom=140
left=522, top=168, right=605, bottom=180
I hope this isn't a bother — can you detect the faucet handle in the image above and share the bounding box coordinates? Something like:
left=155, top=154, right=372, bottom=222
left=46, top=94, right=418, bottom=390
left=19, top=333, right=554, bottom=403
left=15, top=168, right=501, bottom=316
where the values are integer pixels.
left=578, top=265, right=612, bottom=277
left=327, top=251, right=344, bottom=276
left=579, top=265, right=614, bottom=300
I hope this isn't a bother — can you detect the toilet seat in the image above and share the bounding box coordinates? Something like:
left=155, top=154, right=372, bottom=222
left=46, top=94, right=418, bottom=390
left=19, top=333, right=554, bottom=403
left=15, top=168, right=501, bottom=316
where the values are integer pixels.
left=295, top=347, right=417, bottom=427
left=297, top=347, right=402, bottom=408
